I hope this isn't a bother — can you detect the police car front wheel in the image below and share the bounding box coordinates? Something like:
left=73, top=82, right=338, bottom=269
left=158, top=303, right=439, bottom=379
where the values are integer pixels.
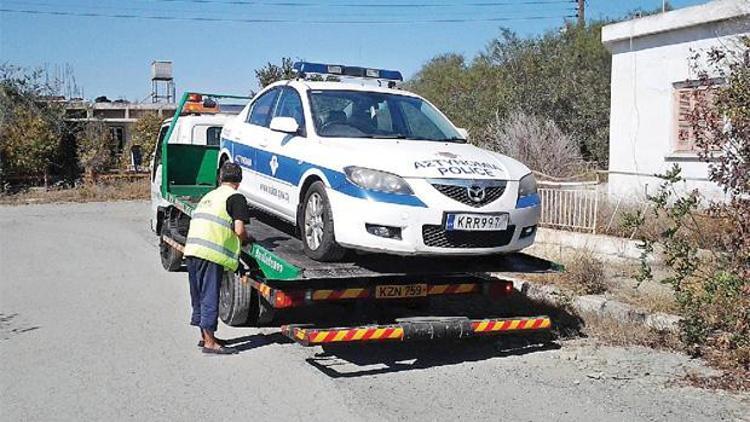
left=301, top=182, right=346, bottom=261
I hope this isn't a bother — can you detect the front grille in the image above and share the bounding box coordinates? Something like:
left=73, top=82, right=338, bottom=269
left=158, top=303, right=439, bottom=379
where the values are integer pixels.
left=422, top=225, right=516, bottom=248
left=431, top=181, right=507, bottom=208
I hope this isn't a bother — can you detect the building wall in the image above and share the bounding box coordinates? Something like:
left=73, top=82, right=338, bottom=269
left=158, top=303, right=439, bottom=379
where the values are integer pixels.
left=606, top=16, right=748, bottom=202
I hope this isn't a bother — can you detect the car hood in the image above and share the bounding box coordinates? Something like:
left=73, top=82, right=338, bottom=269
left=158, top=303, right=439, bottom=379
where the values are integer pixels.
left=324, top=138, right=530, bottom=181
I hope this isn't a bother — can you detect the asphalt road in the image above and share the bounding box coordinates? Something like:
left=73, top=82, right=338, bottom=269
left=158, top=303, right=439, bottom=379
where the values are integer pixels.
left=1, top=201, right=748, bottom=421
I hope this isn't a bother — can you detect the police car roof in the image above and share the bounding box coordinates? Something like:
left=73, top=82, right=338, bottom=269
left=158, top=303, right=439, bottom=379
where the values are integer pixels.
left=270, top=80, right=420, bottom=98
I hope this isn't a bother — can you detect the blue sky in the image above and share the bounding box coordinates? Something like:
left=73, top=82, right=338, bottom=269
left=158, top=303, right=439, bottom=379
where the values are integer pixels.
left=1, top=0, right=707, bottom=100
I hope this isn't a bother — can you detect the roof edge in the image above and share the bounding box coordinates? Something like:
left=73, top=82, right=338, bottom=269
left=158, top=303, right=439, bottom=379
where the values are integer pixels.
left=602, top=0, right=750, bottom=47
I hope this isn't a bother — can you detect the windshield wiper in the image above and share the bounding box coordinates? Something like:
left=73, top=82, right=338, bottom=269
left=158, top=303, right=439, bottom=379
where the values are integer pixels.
left=440, top=137, right=467, bottom=143
left=358, top=134, right=407, bottom=139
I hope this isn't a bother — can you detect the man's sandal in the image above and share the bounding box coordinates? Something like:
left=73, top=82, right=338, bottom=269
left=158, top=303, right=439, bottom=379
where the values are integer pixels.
left=197, top=339, right=227, bottom=347
left=202, top=346, right=238, bottom=355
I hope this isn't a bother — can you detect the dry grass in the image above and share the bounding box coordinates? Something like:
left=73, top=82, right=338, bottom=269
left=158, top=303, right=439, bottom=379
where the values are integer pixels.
left=561, top=250, right=607, bottom=295
left=0, top=176, right=149, bottom=205
left=583, top=314, right=682, bottom=351
left=596, top=199, right=731, bottom=250
left=616, top=287, right=678, bottom=314
left=526, top=248, right=608, bottom=295
left=596, top=199, right=666, bottom=240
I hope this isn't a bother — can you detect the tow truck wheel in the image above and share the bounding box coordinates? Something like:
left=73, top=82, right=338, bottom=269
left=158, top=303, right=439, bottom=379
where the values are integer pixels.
left=219, top=271, right=252, bottom=326
left=219, top=271, right=276, bottom=327
left=159, top=223, right=183, bottom=272
left=301, top=182, right=346, bottom=262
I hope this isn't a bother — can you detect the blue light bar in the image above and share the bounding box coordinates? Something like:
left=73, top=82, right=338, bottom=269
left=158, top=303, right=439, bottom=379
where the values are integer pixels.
left=293, top=61, right=403, bottom=82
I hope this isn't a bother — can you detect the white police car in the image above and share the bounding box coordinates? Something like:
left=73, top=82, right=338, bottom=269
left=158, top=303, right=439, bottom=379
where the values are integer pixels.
left=220, top=62, right=540, bottom=261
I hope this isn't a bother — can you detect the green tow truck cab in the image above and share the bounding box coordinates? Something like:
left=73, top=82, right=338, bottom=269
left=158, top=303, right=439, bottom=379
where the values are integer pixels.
left=155, top=92, right=554, bottom=345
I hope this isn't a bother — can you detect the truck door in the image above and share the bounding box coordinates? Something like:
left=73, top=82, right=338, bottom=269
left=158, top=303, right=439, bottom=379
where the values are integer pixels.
left=150, top=123, right=170, bottom=231
left=233, top=87, right=279, bottom=204
left=258, top=86, right=307, bottom=220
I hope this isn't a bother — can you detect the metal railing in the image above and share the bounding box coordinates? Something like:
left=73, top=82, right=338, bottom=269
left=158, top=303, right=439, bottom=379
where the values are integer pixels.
left=537, top=180, right=599, bottom=234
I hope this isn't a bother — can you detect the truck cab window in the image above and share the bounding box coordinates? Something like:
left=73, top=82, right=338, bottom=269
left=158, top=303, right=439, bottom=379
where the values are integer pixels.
left=206, top=126, right=221, bottom=146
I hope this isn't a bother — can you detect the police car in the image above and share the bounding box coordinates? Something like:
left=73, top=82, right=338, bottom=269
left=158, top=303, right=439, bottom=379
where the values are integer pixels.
left=220, top=62, right=540, bottom=261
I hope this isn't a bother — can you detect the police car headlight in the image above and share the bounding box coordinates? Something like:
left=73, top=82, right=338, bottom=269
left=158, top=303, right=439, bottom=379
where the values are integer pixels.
left=518, top=173, right=537, bottom=197
left=344, top=167, right=413, bottom=195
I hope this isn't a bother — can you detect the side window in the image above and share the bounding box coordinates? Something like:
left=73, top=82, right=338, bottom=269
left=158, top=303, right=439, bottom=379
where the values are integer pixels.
left=274, top=87, right=306, bottom=133
left=152, top=125, right=169, bottom=182
left=206, top=126, right=222, bottom=146
left=247, top=88, right=279, bottom=127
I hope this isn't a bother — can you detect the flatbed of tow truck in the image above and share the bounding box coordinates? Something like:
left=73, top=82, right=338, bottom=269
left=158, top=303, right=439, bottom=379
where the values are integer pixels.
left=155, top=92, right=555, bottom=346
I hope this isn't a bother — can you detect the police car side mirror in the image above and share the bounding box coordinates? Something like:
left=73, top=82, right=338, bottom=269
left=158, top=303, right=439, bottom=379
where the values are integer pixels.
left=270, top=117, right=300, bottom=135
left=457, top=128, right=469, bottom=140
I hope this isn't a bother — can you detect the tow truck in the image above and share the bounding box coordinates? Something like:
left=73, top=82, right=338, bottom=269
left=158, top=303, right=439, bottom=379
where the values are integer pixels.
left=155, top=91, right=553, bottom=346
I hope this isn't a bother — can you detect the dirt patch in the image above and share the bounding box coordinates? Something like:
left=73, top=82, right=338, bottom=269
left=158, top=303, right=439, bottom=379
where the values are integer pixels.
left=0, top=176, right=148, bottom=205
left=682, top=370, right=750, bottom=393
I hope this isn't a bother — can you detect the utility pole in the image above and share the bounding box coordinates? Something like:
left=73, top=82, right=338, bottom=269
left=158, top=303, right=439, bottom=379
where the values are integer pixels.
left=577, top=0, right=585, bottom=27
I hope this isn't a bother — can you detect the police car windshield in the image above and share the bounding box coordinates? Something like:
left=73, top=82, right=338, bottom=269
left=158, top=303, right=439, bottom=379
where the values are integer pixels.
left=309, top=90, right=465, bottom=142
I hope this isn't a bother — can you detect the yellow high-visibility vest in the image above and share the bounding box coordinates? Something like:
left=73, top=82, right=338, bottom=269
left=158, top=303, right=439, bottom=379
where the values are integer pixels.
left=184, top=185, right=241, bottom=272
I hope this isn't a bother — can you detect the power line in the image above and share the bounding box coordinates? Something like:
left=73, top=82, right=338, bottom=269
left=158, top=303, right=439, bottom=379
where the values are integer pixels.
left=0, top=7, right=575, bottom=24
left=3, top=0, right=576, bottom=19
left=148, top=0, right=574, bottom=8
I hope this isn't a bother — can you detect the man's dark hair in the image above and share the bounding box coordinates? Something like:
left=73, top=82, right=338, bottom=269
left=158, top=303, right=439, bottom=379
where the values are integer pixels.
left=219, top=162, right=242, bottom=184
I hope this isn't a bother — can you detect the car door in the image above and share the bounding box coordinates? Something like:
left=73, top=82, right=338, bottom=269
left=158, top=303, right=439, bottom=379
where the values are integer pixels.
left=234, top=87, right=279, bottom=205
left=256, top=86, right=308, bottom=219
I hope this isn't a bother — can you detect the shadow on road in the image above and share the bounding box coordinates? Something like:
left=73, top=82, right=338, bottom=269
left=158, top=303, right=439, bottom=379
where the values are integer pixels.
left=305, top=334, right=560, bottom=378
left=278, top=292, right=582, bottom=378
left=224, top=332, right=294, bottom=352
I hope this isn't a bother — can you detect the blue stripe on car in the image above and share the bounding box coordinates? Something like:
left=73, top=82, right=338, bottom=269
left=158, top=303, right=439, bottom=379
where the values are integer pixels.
left=222, top=138, right=426, bottom=208
left=516, top=193, right=541, bottom=209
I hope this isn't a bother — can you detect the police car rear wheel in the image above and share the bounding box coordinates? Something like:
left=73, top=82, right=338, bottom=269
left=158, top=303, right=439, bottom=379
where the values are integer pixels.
left=301, top=182, right=346, bottom=261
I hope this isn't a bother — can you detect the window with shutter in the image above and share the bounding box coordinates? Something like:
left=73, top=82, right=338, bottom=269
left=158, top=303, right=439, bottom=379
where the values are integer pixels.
left=674, top=88, right=695, bottom=152
left=672, top=83, right=719, bottom=153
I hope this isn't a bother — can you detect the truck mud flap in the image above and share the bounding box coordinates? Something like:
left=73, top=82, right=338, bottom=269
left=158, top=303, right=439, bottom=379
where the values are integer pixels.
left=281, top=315, right=551, bottom=346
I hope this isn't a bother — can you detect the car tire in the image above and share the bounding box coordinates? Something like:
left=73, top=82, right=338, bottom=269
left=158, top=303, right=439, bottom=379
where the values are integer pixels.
left=159, top=222, right=183, bottom=272
left=219, top=271, right=276, bottom=327
left=219, top=271, right=252, bottom=326
left=300, top=181, right=346, bottom=262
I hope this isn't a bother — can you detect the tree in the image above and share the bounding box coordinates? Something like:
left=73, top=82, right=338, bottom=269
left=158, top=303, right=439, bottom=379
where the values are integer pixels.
left=77, top=119, right=113, bottom=180
left=1, top=107, right=59, bottom=186
left=254, top=57, right=295, bottom=90
left=0, top=64, right=67, bottom=187
left=119, top=112, right=162, bottom=170
left=408, top=22, right=612, bottom=166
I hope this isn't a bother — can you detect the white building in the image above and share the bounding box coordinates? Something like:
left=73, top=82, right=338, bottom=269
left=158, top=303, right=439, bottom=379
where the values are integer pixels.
left=601, top=0, right=750, bottom=200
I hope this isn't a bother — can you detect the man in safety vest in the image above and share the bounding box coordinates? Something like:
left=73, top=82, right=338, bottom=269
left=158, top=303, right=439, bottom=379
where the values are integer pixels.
left=184, top=162, right=251, bottom=355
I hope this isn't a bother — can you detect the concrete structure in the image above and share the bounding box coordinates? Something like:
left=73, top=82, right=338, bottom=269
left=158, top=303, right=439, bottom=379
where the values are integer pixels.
left=64, top=101, right=176, bottom=154
left=602, top=0, right=750, bottom=200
